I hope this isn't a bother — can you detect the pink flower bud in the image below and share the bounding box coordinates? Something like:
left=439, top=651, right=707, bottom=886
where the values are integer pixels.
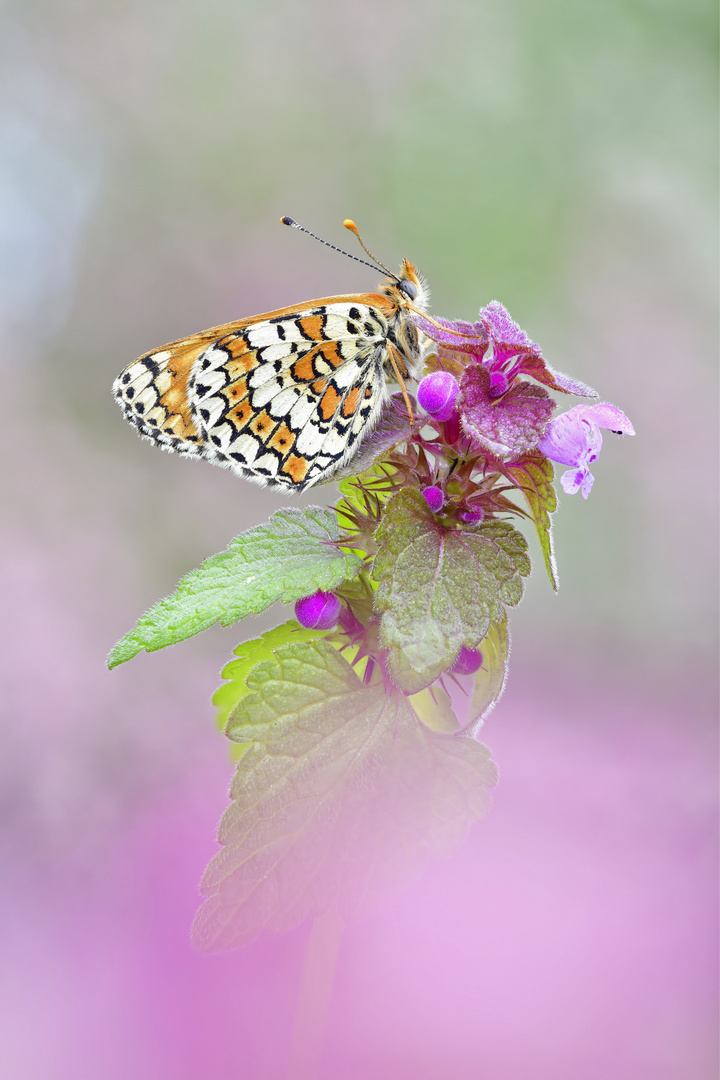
left=451, top=646, right=483, bottom=675
left=461, top=509, right=485, bottom=524
left=422, top=485, right=445, bottom=513
left=417, top=371, right=459, bottom=422
left=294, top=590, right=341, bottom=630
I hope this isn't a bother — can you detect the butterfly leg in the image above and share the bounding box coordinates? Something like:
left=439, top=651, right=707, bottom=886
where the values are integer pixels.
left=386, top=343, right=415, bottom=426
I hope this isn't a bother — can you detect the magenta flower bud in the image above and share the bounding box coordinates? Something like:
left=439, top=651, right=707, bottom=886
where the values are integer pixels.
left=451, top=646, right=483, bottom=675
left=294, top=590, right=341, bottom=630
left=417, top=371, right=459, bottom=421
left=422, top=485, right=445, bottom=514
left=461, top=509, right=485, bottom=524
left=488, top=370, right=509, bottom=397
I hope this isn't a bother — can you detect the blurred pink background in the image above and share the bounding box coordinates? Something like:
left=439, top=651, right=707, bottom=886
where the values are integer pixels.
left=1, top=0, right=717, bottom=1076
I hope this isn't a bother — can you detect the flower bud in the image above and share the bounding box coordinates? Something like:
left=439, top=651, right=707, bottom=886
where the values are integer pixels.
left=488, top=371, right=509, bottom=397
left=461, top=509, right=485, bottom=524
left=294, top=590, right=342, bottom=630
left=450, top=646, right=483, bottom=675
left=422, top=485, right=445, bottom=514
left=417, top=371, right=459, bottom=422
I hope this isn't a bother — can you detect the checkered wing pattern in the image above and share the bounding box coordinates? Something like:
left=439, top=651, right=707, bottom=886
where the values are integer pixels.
left=114, top=299, right=398, bottom=491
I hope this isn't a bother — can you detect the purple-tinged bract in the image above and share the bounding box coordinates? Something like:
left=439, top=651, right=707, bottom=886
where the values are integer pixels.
left=458, top=364, right=556, bottom=458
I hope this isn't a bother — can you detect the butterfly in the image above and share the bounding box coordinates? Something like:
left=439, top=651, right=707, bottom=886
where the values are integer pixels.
left=113, top=218, right=430, bottom=492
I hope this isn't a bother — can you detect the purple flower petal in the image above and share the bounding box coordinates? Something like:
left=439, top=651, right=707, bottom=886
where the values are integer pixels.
left=459, top=365, right=556, bottom=458
left=571, top=402, right=635, bottom=435
left=538, top=403, right=634, bottom=466
left=539, top=402, right=634, bottom=498
left=560, top=467, right=595, bottom=500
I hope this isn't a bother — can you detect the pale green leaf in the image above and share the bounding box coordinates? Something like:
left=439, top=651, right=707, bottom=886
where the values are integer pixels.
left=108, top=507, right=361, bottom=667
left=192, top=639, right=496, bottom=951
left=212, top=621, right=322, bottom=728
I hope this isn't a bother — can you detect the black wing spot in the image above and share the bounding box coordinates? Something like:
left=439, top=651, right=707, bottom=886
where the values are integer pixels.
left=199, top=408, right=210, bottom=422
left=136, top=403, right=145, bottom=414
left=122, top=373, right=131, bottom=384
left=276, top=324, right=286, bottom=340
left=126, top=387, right=135, bottom=399
left=349, top=306, right=361, bottom=320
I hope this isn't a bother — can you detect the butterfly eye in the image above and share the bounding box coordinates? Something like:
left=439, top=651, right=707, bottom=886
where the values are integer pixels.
left=398, top=280, right=417, bottom=300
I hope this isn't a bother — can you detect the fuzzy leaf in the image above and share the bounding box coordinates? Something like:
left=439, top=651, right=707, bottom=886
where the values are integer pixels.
left=193, top=640, right=496, bottom=951
left=213, top=621, right=323, bottom=728
left=373, top=490, right=530, bottom=692
left=503, top=452, right=558, bottom=589
left=461, top=616, right=510, bottom=736
left=108, top=507, right=362, bottom=667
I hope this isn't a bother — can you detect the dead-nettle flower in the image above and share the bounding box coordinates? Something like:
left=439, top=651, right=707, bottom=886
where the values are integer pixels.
left=538, top=403, right=636, bottom=498
left=409, top=301, right=632, bottom=479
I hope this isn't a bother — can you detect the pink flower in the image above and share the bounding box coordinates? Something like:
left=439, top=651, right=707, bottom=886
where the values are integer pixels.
left=408, top=301, right=597, bottom=399
left=538, top=403, right=635, bottom=499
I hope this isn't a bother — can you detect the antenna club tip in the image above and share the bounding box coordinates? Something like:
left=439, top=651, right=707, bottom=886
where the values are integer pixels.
left=280, top=216, right=296, bottom=226
left=343, top=219, right=359, bottom=233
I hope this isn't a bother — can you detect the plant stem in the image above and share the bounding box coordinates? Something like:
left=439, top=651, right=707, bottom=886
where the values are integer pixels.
left=288, top=909, right=345, bottom=1080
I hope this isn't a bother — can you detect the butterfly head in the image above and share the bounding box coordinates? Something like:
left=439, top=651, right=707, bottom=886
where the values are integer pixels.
left=380, top=259, right=430, bottom=311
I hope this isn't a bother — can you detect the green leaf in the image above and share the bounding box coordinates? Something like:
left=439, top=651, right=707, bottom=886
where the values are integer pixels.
left=503, top=452, right=558, bottom=590
left=212, top=621, right=323, bottom=729
left=192, top=639, right=496, bottom=952
left=373, top=490, right=530, bottom=693
left=108, top=507, right=362, bottom=668
left=463, top=615, right=510, bottom=736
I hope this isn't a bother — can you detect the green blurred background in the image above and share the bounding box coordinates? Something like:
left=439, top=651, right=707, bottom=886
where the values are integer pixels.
left=4, top=0, right=716, bottom=661
left=0, top=0, right=717, bottom=1075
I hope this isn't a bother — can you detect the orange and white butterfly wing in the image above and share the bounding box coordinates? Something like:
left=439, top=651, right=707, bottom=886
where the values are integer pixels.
left=189, top=298, right=398, bottom=490
left=112, top=319, right=248, bottom=459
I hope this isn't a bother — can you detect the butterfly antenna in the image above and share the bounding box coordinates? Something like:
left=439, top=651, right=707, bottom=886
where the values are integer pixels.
left=281, top=216, right=394, bottom=277
left=342, top=219, right=396, bottom=278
